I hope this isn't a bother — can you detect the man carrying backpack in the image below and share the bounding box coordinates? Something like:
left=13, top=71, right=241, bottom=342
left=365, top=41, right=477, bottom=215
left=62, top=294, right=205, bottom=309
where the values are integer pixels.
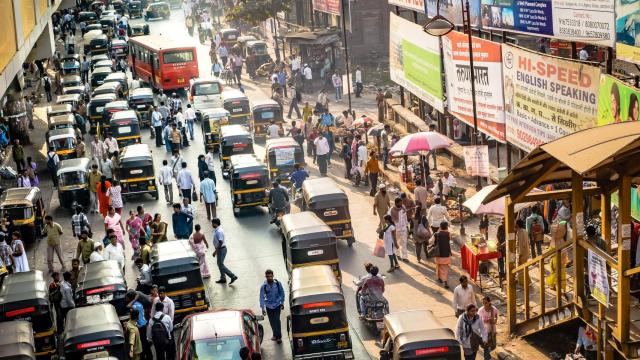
left=147, top=302, right=173, bottom=360
left=259, top=269, right=285, bottom=344
left=526, top=205, right=545, bottom=258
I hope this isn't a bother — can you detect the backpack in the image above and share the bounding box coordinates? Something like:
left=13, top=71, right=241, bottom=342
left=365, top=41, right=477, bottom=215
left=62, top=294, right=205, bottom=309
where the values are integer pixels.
left=151, top=314, right=170, bottom=346
left=531, top=219, right=544, bottom=242
left=47, top=153, right=57, bottom=169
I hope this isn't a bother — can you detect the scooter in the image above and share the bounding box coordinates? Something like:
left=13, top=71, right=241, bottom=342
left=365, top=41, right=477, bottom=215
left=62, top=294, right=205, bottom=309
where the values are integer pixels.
left=354, top=279, right=389, bottom=333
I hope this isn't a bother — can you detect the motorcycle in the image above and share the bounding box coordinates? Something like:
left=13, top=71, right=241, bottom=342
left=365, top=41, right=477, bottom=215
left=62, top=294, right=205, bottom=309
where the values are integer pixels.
left=354, top=278, right=389, bottom=333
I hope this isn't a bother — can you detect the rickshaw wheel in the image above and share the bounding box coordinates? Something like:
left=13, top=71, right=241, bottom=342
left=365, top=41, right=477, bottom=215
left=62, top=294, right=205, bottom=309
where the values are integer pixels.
left=233, top=207, right=239, bottom=217
left=258, top=324, right=264, bottom=343
left=153, top=191, right=159, bottom=200
left=347, top=237, right=355, bottom=247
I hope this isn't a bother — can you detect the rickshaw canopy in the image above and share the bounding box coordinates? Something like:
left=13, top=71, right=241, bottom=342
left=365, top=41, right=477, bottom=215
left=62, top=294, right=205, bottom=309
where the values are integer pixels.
left=0, top=270, right=48, bottom=307
left=150, top=240, right=199, bottom=276
left=75, top=260, right=126, bottom=294
left=119, top=144, right=151, bottom=164
left=48, top=127, right=77, bottom=142
left=290, top=265, right=343, bottom=307
left=63, top=304, right=124, bottom=348
left=281, top=212, right=336, bottom=247
left=302, top=178, right=348, bottom=208
left=0, top=188, right=42, bottom=209
left=56, top=93, right=82, bottom=104
left=56, top=158, right=91, bottom=177
left=384, top=310, right=460, bottom=358
left=48, top=114, right=75, bottom=129
left=0, top=321, right=35, bottom=360
left=47, top=104, right=73, bottom=117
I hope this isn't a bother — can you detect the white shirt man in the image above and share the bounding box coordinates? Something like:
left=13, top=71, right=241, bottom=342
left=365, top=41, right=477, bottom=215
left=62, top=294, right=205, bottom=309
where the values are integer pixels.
left=146, top=307, right=174, bottom=342
left=100, top=157, right=113, bottom=179
left=427, top=201, right=450, bottom=228
left=291, top=55, right=301, bottom=72
left=177, top=166, right=194, bottom=191
left=170, top=153, right=183, bottom=178
left=314, top=136, right=330, bottom=156
left=151, top=293, right=175, bottom=321
left=160, top=163, right=173, bottom=186
left=579, top=48, right=589, bottom=61
left=452, top=280, right=477, bottom=314
left=104, top=136, right=119, bottom=155
left=357, top=143, right=368, bottom=167
left=271, top=73, right=278, bottom=84
left=184, top=106, right=196, bottom=122
left=303, top=66, right=312, bottom=80
left=355, top=69, right=362, bottom=84
left=205, top=150, right=216, bottom=173
left=104, top=241, right=125, bottom=271
left=267, top=123, right=280, bottom=138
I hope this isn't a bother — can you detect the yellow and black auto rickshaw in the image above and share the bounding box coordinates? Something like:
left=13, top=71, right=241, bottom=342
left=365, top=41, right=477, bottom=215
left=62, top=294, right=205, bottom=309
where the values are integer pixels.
left=88, top=93, right=117, bottom=135
left=0, top=270, right=57, bottom=358
left=0, top=320, right=36, bottom=360
left=88, top=33, right=109, bottom=56
left=128, top=1, right=144, bottom=19
left=62, top=304, right=127, bottom=360
left=101, top=100, right=130, bottom=136
left=109, top=110, right=141, bottom=147
left=93, top=82, right=124, bottom=99
left=46, top=104, right=72, bottom=122
left=57, top=158, right=91, bottom=211
left=281, top=211, right=340, bottom=280
left=117, top=144, right=159, bottom=200
left=264, top=137, right=304, bottom=186
left=201, top=108, right=229, bottom=152
left=222, top=89, right=252, bottom=127
left=61, top=55, right=80, bottom=76
left=144, top=1, right=170, bottom=21
left=48, top=128, right=77, bottom=160
left=56, top=93, right=82, bottom=111
left=103, top=72, right=129, bottom=96
left=220, top=124, right=254, bottom=176
left=252, top=99, right=283, bottom=139
left=128, top=87, right=155, bottom=127
left=302, top=177, right=354, bottom=246
left=236, top=35, right=257, bottom=57
left=246, top=40, right=271, bottom=68
left=0, top=188, right=46, bottom=242
left=74, top=260, right=129, bottom=321
left=150, top=240, right=209, bottom=322
left=220, top=28, right=241, bottom=47
left=288, top=265, right=353, bottom=360
left=47, top=114, right=75, bottom=132
left=380, top=310, right=462, bottom=360
left=229, top=154, right=269, bottom=217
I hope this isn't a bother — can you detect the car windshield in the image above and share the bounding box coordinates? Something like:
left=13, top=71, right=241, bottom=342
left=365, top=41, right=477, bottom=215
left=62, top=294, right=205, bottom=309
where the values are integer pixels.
left=252, top=45, right=267, bottom=55
left=51, top=138, right=75, bottom=150
left=193, top=337, right=244, bottom=360
left=59, top=172, right=86, bottom=186
left=193, top=83, right=221, bottom=96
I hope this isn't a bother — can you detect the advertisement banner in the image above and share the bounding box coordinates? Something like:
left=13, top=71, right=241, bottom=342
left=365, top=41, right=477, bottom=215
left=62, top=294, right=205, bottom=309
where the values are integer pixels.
left=313, top=0, right=340, bottom=16
left=443, top=31, right=505, bottom=142
left=389, top=0, right=426, bottom=13
left=502, top=44, right=600, bottom=152
left=463, top=145, right=490, bottom=177
left=597, top=75, right=640, bottom=125
left=427, top=0, right=480, bottom=26
left=588, top=249, right=610, bottom=306
left=616, top=0, right=640, bottom=64
left=481, top=0, right=614, bottom=47
left=389, top=12, right=444, bottom=112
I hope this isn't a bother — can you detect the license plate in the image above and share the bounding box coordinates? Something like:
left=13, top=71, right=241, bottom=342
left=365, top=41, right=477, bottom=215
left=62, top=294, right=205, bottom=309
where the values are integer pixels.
left=86, top=295, right=101, bottom=304
left=232, top=108, right=242, bottom=113
left=196, top=300, right=205, bottom=306
left=343, top=229, right=352, bottom=236
left=137, top=104, right=146, bottom=109
left=148, top=185, right=156, bottom=190
left=177, top=78, right=185, bottom=83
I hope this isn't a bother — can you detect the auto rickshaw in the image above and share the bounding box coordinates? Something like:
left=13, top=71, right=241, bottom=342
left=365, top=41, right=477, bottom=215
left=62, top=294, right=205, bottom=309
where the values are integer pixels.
left=103, top=72, right=129, bottom=96
left=288, top=265, right=353, bottom=360
left=99, top=16, right=116, bottom=37
left=223, top=89, right=252, bottom=127
left=109, top=39, right=128, bottom=58
left=229, top=154, right=269, bottom=216
left=46, top=104, right=72, bottom=121
left=190, top=78, right=224, bottom=112
left=264, top=137, right=304, bottom=186
left=220, top=125, right=254, bottom=176
left=62, top=85, right=86, bottom=100
left=112, top=0, right=125, bottom=14
left=201, top=108, right=229, bottom=152
left=101, top=100, right=129, bottom=127
left=90, top=53, right=109, bottom=69
left=252, top=99, right=283, bottom=138
left=91, top=67, right=114, bottom=89
left=0, top=188, right=45, bottom=242
left=83, top=30, right=104, bottom=55
left=0, top=321, right=36, bottom=360
left=47, top=114, right=75, bottom=132
left=144, top=2, right=170, bottom=21
left=128, top=22, right=149, bottom=36
left=85, top=23, right=102, bottom=32
left=56, top=93, right=82, bottom=111
left=237, top=35, right=257, bottom=56
left=281, top=211, right=340, bottom=279
left=379, top=310, right=462, bottom=360
left=93, top=82, right=123, bottom=100
left=88, top=93, right=117, bottom=135
left=78, top=11, right=99, bottom=24
left=48, top=128, right=78, bottom=160
left=89, top=1, right=103, bottom=11
left=220, top=28, right=241, bottom=47
left=302, top=177, right=355, bottom=246
left=150, top=240, right=209, bottom=322
left=0, top=271, right=57, bottom=358
left=128, top=1, right=143, bottom=18
left=74, top=260, right=128, bottom=320
left=117, top=144, right=159, bottom=200
left=57, top=158, right=91, bottom=210
left=62, top=304, right=127, bottom=360
left=109, top=110, right=141, bottom=147
left=128, top=87, right=154, bottom=127
left=88, top=33, right=109, bottom=55
left=246, top=40, right=271, bottom=68
left=61, top=55, right=80, bottom=75
left=61, top=75, right=82, bottom=89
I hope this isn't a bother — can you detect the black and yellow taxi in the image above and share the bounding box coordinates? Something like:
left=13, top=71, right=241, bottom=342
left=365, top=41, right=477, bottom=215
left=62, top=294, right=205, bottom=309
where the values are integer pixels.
left=0, top=188, right=46, bottom=242
left=109, top=110, right=142, bottom=147
left=88, top=93, right=117, bottom=135
left=252, top=99, right=283, bottom=138
left=117, top=144, right=159, bottom=200
left=222, top=89, right=252, bottom=128
left=220, top=124, right=254, bottom=176
left=201, top=108, right=230, bottom=152
left=229, top=154, right=269, bottom=217
left=302, top=177, right=355, bottom=246
left=264, top=137, right=304, bottom=186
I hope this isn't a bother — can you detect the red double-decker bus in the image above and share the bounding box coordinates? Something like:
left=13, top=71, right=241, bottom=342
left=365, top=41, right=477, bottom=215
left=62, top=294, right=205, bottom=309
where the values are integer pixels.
left=128, top=35, right=199, bottom=91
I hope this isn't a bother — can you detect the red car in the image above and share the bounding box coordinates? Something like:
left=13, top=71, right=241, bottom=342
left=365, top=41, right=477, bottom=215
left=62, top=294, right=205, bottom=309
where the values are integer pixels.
left=177, top=309, right=264, bottom=359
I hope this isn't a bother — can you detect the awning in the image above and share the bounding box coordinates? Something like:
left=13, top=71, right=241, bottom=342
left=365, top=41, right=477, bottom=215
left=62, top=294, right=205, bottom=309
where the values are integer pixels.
left=285, top=30, right=341, bottom=45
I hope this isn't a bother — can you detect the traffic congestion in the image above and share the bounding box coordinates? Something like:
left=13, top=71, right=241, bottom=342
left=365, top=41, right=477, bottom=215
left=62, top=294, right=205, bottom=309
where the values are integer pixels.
left=0, top=1, right=471, bottom=360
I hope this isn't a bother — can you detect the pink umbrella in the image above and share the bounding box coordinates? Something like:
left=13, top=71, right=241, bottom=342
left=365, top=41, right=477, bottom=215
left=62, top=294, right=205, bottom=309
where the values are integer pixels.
left=388, top=131, right=452, bottom=156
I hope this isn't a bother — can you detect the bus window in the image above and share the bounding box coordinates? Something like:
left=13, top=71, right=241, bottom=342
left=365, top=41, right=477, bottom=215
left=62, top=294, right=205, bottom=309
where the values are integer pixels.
left=163, top=50, right=194, bottom=64
left=153, top=56, right=159, bottom=70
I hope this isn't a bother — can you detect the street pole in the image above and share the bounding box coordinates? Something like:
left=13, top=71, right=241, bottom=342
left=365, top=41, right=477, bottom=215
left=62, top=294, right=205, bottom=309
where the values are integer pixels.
left=272, top=18, right=281, bottom=62
left=340, top=0, right=353, bottom=113
left=462, top=0, right=482, bottom=191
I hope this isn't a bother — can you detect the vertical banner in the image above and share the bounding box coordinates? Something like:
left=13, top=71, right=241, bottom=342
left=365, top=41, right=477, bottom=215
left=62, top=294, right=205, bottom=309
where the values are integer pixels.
left=588, top=249, right=610, bottom=307
left=597, top=75, right=640, bottom=125
left=427, top=0, right=480, bottom=26
left=389, top=12, right=444, bottom=112
left=463, top=145, right=490, bottom=177
left=443, top=31, right=505, bottom=142
left=313, top=0, right=341, bottom=16
left=616, top=0, right=640, bottom=64
left=388, top=0, right=426, bottom=13
left=501, top=44, right=600, bottom=152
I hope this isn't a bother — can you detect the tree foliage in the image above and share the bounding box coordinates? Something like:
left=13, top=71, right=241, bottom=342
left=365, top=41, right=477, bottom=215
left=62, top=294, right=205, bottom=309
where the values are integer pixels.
left=225, top=0, right=292, bottom=26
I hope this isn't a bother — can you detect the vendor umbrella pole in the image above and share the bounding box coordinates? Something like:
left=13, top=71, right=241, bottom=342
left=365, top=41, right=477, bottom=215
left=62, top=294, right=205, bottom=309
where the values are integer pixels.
left=458, top=193, right=466, bottom=236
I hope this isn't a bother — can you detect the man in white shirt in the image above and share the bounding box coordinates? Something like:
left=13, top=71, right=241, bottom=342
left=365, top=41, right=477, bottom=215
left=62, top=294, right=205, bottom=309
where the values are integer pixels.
left=413, top=180, right=429, bottom=211
left=291, top=54, right=301, bottom=76
left=452, top=275, right=477, bottom=317
left=104, top=234, right=125, bottom=273
left=267, top=120, right=281, bottom=138
left=91, top=137, right=106, bottom=171
left=355, top=66, right=363, bottom=98
left=151, top=106, right=163, bottom=148
left=90, top=242, right=104, bottom=263
left=100, top=154, right=114, bottom=181
left=184, top=104, right=197, bottom=140
left=303, top=64, right=312, bottom=93
left=104, top=134, right=119, bottom=157
left=159, top=159, right=174, bottom=204
left=579, top=47, right=589, bottom=61
left=177, top=162, right=194, bottom=203
left=314, top=133, right=330, bottom=176
left=205, top=148, right=216, bottom=174
left=442, top=171, right=457, bottom=196
left=151, top=286, right=175, bottom=321
left=427, top=197, right=450, bottom=233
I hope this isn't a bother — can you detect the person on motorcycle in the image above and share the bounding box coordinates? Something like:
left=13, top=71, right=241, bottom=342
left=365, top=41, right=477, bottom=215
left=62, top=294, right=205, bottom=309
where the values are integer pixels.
left=289, top=163, right=309, bottom=198
left=359, top=266, right=386, bottom=319
left=268, top=180, right=289, bottom=224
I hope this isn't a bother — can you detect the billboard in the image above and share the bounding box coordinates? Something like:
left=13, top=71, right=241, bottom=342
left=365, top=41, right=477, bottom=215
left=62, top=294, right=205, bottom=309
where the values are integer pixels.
left=502, top=44, right=600, bottom=152
left=389, top=12, right=444, bottom=112
left=597, top=75, right=640, bottom=125
left=388, top=0, right=426, bottom=13
left=616, top=0, right=640, bottom=64
left=443, top=31, right=505, bottom=142
left=481, top=0, right=614, bottom=47
left=313, top=0, right=340, bottom=15
left=426, top=0, right=480, bottom=26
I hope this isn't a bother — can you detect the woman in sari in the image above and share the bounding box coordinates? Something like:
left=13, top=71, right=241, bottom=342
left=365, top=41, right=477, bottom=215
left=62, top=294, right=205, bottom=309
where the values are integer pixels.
left=96, top=176, right=112, bottom=217
left=126, top=210, right=145, bottom=260
left=104, top=206, right=125, bottom=248
left=429, top=221, right=452, bottom=288
left=189, top=224, right=210, bottom=278
left=150, top=213, right=168, bottom=243
left=11, top=231, right=29, bottom=272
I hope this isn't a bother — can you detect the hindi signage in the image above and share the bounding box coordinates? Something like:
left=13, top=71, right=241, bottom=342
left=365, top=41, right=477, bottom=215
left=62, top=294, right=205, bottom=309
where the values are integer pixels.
left=388, top=0, right=426, bottom=13
left=463, top=145, right=490, bottom=178
left=313, top=0, right=340, bottom=16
